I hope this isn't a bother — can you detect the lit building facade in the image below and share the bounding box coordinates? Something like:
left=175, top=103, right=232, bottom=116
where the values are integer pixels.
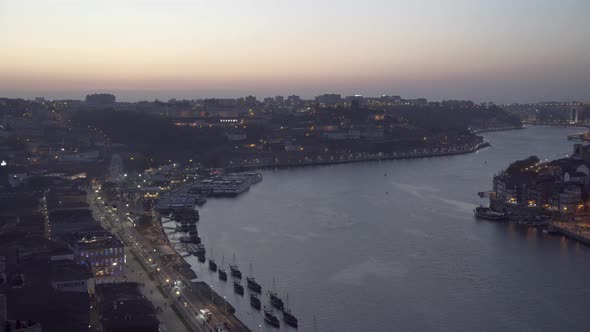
left=71, top=233, right=125, bottom=277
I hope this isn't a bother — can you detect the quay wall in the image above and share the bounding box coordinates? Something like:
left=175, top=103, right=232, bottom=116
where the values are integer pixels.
left=551, top=223, right=590, bottom=246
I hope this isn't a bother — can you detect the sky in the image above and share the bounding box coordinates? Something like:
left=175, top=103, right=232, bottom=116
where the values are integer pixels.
left=0, top=0, right=589, bottom=103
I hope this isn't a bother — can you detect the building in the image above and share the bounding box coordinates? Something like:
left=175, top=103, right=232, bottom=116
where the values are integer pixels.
left=315, top=94, right=342, bottom=105
left=323, top=129, right=361, bottom=140
left=551, top=184, right=582, bottom=214
left=85, top=94, right=116, bottom=105
left=345, top=95, right=365, bottom=106
left=45, top=186, right=103, bottom=239
left=244, top=95, right=257, bottom=106
left=71, top=232, right=125, bottom=277
left=59, top=150, right=99, bottom=162
left=287, top=95, right=301, bottom=107
left=0, top=295, right=42, bottom=332
left=95, top=283, right=159, bottom=332
left=50, top=259, right=95, bottom=295
left=0, top=241, right=91, bottom=332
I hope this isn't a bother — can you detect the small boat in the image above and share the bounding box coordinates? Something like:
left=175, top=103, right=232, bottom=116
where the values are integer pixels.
left=233, top=281, right=244, bottom=295
left=283, top=294, right=298, bottom=328
left=195, top=244, right=206, bottom=255
left=264, top=307, right=280, bottom=328
left=194, top=195, right=207, bottom=205
left=283, top=310, right=298, bottom=328
left=230, top=265, right=242, bottom=279
left=250, top=293, right=261, bottom=310
left=247, top=276, right=261, bottom=293
left=209, top=259, right=217, bottom=272
left=218, top=255, right=227, bottom=281
left=246, top=263, right=262, bottom=293
left=269, top=291, right=284, bottom=311
left=546, top=225, right=559, bottom=234
left=269, top=277, right=284, bottom=310
left=473, top=206, right=508, bottom=221
left=230, top=254, right=242, bottom=278
left=219, top=269, right=227, bottom=280
left=208, top=248, right=217, bottom=271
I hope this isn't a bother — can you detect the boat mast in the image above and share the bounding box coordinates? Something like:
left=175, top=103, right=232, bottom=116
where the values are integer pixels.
left=285, top=292, right=290, bottom=310
left=314, top=315, right=317, bottom=332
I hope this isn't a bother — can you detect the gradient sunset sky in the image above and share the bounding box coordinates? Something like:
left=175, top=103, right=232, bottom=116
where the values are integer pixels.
left=1, top=0, right=589, bottom=102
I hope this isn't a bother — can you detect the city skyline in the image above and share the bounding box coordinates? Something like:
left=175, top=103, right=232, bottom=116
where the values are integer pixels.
left=1, top=0, right=589, bottom=103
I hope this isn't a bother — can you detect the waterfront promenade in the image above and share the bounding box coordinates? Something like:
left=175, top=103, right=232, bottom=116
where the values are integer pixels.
left=88, top=190, right=250, bottom=332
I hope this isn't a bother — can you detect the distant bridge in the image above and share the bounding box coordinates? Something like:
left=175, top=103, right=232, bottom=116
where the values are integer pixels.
left=523, top=120, right=590, bottom=128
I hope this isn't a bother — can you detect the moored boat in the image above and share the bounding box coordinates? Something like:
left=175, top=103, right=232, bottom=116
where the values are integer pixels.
left=282, top=293, right=298, bottom=328
left=264, top=307, right=280, bottom=328
left=233, top=281, right=244, bottom=295
left=247, top=276, right=261, bottom=293
left=246, top=263, right=262, bottom=293
left=230, top=265, right=242, bottom=279
left=208, top=248, right=217, bottom=271
left=283, top=310, right=298, bottom=328
left=474, top=206, right=508, bottom=221
left=218, top=255, right=227, bottom=281
left=250, top=293, right=261, bottom=310
left=209, top=259, right=217, bottom=272
left=195, top=243, right=206, bottom=255
left=269, top=291, right=284, bottom=311
left=230, top=254, right=242, bottom=278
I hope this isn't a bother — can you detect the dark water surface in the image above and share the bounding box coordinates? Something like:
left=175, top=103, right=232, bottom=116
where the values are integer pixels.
left=182, top=126, right=590, bottom=331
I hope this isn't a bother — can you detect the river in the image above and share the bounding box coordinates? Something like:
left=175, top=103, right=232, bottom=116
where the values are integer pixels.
left=177, top=126, right=590, bottom=331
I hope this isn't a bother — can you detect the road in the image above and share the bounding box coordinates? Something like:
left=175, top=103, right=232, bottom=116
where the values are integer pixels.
left=88, top=190, right=200, bottom=332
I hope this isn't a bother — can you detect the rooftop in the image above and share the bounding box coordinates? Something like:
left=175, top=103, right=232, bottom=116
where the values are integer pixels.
left=95, top=283, right=159, bottom=332
left=72, top=232, right=123, bottom=249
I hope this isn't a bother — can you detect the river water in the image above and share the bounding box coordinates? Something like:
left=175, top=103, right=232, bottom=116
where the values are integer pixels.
left=180, top=126, right=590, bottom=331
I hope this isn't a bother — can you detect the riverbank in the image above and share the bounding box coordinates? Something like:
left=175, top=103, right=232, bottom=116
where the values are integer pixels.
left=239, top=141, right=491, bottom=171
left=472, top=125, right=525, bottom=134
